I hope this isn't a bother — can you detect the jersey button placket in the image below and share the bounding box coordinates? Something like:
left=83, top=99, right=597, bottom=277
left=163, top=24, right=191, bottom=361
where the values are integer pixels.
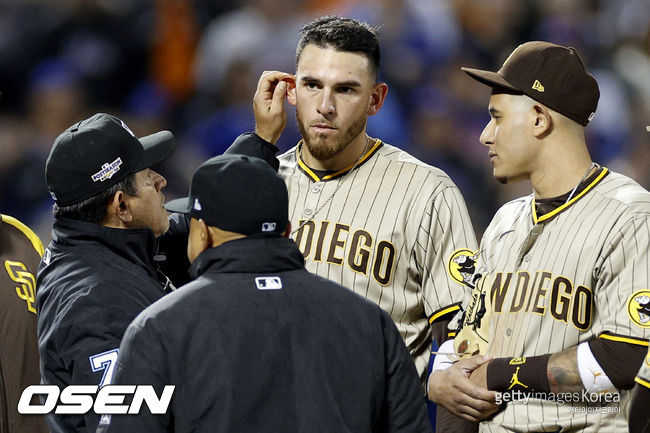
left=303, top=179, right=323, bottom=219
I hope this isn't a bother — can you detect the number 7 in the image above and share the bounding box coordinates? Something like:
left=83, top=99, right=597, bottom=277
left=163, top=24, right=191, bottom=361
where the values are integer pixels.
left=89, top=348, right=119, bottom=386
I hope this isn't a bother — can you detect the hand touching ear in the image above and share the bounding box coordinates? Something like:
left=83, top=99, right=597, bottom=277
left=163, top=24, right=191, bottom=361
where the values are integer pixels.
left=253, top=71, right=294, bottom=144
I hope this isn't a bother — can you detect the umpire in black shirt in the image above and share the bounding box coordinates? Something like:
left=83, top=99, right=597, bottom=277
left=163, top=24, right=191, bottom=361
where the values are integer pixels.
left=37, top=113, right=177, bottom=433
left=97, top=154, right=431, bottom=433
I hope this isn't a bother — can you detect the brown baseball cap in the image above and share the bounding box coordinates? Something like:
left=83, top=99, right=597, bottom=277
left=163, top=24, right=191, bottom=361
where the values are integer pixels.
left=461, top=41, right=599, bottom=126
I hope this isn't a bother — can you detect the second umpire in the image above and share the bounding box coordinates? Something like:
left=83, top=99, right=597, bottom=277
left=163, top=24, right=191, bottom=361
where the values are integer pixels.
left=97, top=154, right=431, bottom=433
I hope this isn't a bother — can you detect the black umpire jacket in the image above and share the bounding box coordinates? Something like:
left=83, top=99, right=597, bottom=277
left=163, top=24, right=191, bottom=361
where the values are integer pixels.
left=36, top=217, right=172, bottom=433
left=34, top=133, right=271, bottom=433
left=98, top=235, right=431, bottom=433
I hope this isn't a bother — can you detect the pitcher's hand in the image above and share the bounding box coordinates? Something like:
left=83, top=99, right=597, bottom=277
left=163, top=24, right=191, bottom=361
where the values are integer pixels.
left=253, top=71, right=294, bottom=144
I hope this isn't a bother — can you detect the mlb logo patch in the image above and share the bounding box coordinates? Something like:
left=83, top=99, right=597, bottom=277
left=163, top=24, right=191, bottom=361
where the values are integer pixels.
left=255, top=276, right=282, bottom=290
left=120, top=120, right=136, bottom=137
left=261, top=222, right=276, bottom=232
left=42, top=248, right=52, bottom=266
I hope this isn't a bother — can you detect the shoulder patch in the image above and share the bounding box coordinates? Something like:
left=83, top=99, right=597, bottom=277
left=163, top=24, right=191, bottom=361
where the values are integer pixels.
left=448, top=249, right=479, bottom=288
left=628, top=290, right=650, bottom=328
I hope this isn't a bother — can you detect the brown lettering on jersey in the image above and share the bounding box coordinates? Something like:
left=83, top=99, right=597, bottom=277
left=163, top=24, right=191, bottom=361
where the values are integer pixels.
left=326, top=224, right=349, bottom=265
left=348, top=230, right=372, bottom=275
left=294, top=220, right=396, bottom=285
left=572, top=285, right=593, bottom=330
left=510, top=272, right=530, bottom=312
left=294, top=220, right=316, bottom=258
left=491, top=272, right=513, bottom=313
left=531, top=271, right=552, bottom=315
left=490, top=270, right=592, bottom=330
left=524, top=271, right=540, bottom=312
left=373, top=241, right=396, bottom=286
left=550, top=276, right=572, bottom=323
left=313, top=221, right=330, bottom=262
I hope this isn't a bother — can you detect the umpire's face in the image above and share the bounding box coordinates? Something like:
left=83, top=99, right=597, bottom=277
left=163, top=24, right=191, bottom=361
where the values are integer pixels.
left=479, top=93, right=541, bottom=184
left=289, top=44, right=387, bottom=165
left=124, top=168, right=170, bottom=237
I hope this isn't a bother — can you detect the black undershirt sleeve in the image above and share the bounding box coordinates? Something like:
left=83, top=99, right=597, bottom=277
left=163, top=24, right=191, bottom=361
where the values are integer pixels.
left=224, top=132, right=280, bottom=171
left=629, top=384, right=650, bottom=433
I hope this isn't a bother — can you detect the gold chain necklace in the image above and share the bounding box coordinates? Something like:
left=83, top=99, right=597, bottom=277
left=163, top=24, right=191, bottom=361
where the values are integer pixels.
left=287, top=136, right=372, bottom=236
left=565, top=161, right=598, bottom=203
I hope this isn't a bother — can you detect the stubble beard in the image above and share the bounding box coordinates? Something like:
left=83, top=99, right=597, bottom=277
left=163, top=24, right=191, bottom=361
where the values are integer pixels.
left=296, top=110, right=367, bottom=161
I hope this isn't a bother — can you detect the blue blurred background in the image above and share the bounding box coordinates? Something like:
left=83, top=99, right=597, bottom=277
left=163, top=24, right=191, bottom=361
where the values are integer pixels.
left=0, top=0, right=647, bottom=243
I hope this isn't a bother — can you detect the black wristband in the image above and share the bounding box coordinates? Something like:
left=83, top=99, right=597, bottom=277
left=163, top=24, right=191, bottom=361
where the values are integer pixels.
left=487, top=354, right=552, bottom=394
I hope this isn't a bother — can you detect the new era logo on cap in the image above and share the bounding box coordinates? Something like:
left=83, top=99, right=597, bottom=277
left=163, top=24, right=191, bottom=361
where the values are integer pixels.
left=532, top=80, right=544, bottom=92
left=120, top=120, right=136, bottom=137
left=193, top=198, right=202, bottom=211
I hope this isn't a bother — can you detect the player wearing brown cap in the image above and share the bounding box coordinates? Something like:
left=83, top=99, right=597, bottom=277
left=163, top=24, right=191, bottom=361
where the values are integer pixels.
left=0, top=214, right=48, bottom=433
left=428, top=41, right=650, bottom=432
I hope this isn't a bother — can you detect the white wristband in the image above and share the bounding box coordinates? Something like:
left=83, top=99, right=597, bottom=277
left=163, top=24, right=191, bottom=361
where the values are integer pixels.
left=577, top=341, right=616, bottom=393
left=432, top=339, right=456, bottom=372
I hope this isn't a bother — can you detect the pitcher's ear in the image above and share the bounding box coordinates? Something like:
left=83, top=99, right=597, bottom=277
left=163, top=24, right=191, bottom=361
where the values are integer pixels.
left=368, top=82, right=388, bottom=116
left=286, top=77, right=297, bottom=106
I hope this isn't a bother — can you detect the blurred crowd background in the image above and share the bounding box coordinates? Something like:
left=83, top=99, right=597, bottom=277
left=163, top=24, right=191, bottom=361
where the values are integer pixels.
left=0, top=0, right=648, bottom=243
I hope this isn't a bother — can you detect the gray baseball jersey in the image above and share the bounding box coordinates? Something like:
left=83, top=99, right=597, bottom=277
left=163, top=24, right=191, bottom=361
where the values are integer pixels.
left=473, top=168, right=650, bottom=432
left=278, top=139, right=477, bottom=380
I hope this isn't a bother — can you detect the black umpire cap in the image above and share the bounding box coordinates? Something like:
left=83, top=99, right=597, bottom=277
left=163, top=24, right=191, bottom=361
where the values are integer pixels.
left=165, top=154, right=289, bottom=236
left=46, top=113, right=176, bottom=206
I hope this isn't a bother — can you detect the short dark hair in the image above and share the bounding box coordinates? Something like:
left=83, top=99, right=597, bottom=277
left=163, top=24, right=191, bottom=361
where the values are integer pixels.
left=53, top=173, right=138, bottom=224
left=296, top=16, right=381, bottom=81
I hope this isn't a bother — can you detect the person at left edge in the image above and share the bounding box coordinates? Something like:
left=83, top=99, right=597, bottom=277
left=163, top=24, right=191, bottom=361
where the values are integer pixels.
left=96, top=154, right=431, bottom=433
left=0, top=214, right=48, bottom=433
left=0, top=89, right=47, bottom=433
left=36, top=113, right=176, bottom=433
